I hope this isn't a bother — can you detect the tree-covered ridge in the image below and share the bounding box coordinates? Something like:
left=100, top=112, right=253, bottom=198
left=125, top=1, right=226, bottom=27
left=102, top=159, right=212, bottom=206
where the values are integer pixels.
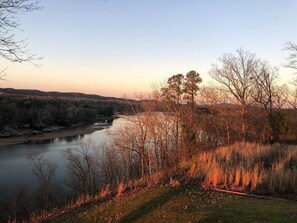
left=0, top=88, right=127, bottom=102
left=0, top=88, right=130, bottom=130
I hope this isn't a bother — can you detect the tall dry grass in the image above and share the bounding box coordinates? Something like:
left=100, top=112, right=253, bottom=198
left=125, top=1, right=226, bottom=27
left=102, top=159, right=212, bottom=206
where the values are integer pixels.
left=185, top=142, right=297, bottom=195
left=28, top=173, right=167, bottom=222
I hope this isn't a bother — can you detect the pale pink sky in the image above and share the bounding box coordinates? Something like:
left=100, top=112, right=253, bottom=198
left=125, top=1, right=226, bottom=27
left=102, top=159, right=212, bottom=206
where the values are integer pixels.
left=1, top=0, right=296, bottom=97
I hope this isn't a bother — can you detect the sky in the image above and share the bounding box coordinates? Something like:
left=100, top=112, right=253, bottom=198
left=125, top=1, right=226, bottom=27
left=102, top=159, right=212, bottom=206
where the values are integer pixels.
left=1, top=0, right=297, bottom=97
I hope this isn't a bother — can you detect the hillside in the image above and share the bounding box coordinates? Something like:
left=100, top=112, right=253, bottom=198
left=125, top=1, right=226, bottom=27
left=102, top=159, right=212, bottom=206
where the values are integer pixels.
left=0, top=88, right=125, bottom=102
left=0, top=88, right=131, bottom=139
left=47, top=186, right=297, bottom=223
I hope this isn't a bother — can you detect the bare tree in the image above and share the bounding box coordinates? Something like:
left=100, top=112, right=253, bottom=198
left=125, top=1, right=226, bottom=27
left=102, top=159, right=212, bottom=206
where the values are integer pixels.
left=63, top=140, right=100, bottom=196
left=0, top=0, right=40, bottom=81
left=200, top=86, right=240, bottom=146
left=107, top=97, right=177, bottom=182
left=99, top=144, right=124, bottom=186
left=286, top=87, right=297, bottom=110
left=110, top=113, right=149, bottom=180
left=250, top=63, right=280, bottom=141
left=209, top=49, right=261, bottom=140
left=29, top=154, right=57, bottom=211
left=252, top=63, right=278, bottom=112
left=273, top=85, right=289, bottom=110
left=284, top=41, right=297, bottom=72
left=0, top=0, right=40, bottom=63
left=0, top=67, right=6, bottom=80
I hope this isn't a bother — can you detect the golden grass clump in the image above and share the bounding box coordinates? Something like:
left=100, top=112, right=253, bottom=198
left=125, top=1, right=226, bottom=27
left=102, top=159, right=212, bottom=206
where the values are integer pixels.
left=188, top=142, right=297, bottom=194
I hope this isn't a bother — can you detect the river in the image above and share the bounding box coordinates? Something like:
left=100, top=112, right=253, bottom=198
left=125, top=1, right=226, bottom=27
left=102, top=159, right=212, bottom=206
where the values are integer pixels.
left=0, top=117, right=126, bottom=200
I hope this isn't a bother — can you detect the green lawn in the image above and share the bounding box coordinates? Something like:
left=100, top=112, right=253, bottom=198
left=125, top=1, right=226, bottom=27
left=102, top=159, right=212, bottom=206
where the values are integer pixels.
left=49, top=186, right=297, bottom=223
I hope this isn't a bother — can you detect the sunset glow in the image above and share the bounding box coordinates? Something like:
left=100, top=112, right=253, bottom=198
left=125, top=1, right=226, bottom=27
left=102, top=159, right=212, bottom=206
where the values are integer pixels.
left=1, top=0, right=297, bottom=97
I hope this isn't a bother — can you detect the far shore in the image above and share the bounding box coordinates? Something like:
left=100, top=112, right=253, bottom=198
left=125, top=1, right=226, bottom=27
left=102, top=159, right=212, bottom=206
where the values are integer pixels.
left=0, top=127, right=104, bottom=147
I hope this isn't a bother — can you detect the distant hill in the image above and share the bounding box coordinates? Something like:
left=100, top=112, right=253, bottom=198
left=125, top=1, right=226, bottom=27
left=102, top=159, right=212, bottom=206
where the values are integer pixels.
left=0, top=88, right=126, bottom=102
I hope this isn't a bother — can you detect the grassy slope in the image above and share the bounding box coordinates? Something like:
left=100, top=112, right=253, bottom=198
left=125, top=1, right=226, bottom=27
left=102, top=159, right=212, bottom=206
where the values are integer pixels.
left=48, top=186, right=297, bottom=223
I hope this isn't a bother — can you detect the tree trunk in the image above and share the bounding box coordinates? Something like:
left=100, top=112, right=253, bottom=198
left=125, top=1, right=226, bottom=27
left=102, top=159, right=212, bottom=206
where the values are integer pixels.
left=242, top=106, right=247, bottom=141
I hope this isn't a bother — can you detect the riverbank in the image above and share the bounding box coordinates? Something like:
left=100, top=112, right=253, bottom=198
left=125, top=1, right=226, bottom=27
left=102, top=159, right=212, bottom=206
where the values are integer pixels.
left=0, top=127, right=102, bottom=147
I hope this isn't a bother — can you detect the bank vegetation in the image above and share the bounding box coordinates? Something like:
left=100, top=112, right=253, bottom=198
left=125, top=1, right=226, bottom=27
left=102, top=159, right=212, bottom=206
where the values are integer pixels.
left=2, top=48, right=297, bottom=222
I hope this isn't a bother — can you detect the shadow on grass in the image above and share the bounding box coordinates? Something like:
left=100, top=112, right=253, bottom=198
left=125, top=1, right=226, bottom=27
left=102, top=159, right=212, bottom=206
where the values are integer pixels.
left=119, top=188, right=180, bottom=223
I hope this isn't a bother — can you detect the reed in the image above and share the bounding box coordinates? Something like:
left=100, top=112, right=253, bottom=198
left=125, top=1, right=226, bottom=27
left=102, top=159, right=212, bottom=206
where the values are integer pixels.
left=189, top=142, right=297, bottom=195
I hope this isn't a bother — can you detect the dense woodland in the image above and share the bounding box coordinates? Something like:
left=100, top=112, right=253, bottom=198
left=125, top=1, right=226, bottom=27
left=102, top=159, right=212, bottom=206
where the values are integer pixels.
left=0, top=89, right=130, bottom=131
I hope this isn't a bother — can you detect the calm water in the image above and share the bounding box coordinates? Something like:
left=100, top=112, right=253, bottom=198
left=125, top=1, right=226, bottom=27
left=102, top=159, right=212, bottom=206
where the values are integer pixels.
left=0, top=117, right=126, bottom=198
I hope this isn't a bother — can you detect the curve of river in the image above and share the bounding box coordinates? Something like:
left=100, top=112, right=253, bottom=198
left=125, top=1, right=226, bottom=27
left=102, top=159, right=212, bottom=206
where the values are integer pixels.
left=0, top=117, right=126, bottom=199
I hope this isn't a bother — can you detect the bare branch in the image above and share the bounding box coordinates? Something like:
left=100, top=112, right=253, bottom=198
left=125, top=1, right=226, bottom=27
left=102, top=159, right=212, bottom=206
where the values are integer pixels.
left=284, top=41, right=297, bottom=72
left=0, top=0, right=41, bottom=63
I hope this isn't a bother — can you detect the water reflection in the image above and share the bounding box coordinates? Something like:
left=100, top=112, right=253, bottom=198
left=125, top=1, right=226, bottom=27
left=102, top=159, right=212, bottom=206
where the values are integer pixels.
left=26, top=133, right=86, bottom=145
left=0, top=117, right=125, bottom=199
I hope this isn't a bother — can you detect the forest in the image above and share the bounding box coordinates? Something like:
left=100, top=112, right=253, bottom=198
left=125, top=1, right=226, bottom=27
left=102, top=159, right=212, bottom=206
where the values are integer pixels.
left=0, top=89, right=129, bottom=132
